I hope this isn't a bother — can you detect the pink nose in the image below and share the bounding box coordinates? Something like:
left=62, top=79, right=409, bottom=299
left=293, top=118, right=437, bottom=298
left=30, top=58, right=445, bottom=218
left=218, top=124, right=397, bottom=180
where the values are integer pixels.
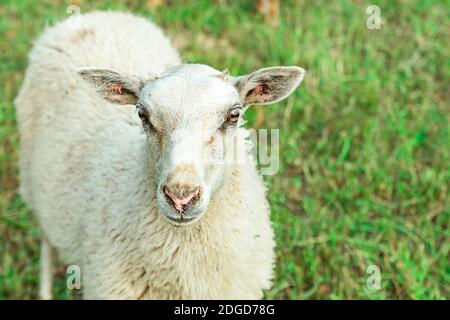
left=164, top=186, right=201, bottom=214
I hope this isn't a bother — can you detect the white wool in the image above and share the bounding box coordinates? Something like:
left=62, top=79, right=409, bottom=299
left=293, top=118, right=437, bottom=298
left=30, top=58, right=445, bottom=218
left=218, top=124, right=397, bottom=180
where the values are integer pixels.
left=15, top=11, right=275, bottom=299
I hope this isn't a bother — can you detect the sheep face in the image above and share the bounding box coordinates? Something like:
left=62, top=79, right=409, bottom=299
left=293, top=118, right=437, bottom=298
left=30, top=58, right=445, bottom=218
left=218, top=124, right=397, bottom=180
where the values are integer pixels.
left=78, top=64, right=304, bottom=226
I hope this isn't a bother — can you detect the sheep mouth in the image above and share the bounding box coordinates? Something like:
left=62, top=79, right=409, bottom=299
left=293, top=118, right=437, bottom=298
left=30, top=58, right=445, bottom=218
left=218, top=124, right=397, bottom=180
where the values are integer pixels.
left=165, top=214, right=199, bottom=226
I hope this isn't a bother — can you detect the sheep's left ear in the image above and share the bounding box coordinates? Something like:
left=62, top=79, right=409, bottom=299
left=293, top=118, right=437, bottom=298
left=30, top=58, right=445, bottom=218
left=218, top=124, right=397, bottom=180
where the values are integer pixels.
left=233, top=66, right=305, bottom=106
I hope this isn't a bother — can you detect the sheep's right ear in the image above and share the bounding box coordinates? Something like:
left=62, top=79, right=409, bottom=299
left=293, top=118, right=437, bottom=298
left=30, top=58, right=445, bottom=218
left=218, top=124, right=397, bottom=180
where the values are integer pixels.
left=77, top=68, right=144, bottom=105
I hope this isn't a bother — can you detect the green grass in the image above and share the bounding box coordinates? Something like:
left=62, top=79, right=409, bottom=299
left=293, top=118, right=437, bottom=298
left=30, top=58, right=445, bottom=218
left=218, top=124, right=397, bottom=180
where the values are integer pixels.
left=0, top=0, right=449, bottom=299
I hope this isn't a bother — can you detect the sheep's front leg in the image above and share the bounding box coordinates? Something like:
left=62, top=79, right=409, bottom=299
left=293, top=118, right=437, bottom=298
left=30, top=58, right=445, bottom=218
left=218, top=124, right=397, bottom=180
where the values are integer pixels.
left=38, top=237, right=54, bottom=300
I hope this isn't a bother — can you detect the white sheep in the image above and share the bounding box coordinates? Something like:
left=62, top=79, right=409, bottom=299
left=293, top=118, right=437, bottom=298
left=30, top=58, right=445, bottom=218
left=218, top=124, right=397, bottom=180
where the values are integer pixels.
left=15, top=11, right=305, bottom=299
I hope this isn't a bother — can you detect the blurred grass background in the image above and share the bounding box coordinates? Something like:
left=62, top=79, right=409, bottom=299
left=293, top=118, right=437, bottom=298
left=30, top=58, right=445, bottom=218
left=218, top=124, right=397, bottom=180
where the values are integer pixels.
left=0, top=0, right=449, bottom=299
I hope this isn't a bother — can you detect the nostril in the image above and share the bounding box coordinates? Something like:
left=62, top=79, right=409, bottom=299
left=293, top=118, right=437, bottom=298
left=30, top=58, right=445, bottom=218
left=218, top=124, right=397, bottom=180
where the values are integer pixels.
left=163, top=186, right=170, bottom=197
left=163, top=186, right=201, bottom=213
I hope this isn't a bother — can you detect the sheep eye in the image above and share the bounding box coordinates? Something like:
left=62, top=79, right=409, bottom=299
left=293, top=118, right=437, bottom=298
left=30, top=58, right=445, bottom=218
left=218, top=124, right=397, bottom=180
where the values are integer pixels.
left=136, top=104, right=160, bottom=133
left=137, top=105, right=149, bottom=122
left=226, top=107, right=241, bottom=125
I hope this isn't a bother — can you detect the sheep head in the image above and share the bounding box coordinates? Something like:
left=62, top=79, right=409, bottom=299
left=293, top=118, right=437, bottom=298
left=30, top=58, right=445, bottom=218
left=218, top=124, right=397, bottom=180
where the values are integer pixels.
left=78, top=64, right=305, bottom=226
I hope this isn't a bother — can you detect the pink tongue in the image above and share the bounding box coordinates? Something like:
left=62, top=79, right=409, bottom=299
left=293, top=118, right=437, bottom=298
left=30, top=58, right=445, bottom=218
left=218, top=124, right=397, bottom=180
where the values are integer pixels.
left=166, top=192, right=196, bottom=213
